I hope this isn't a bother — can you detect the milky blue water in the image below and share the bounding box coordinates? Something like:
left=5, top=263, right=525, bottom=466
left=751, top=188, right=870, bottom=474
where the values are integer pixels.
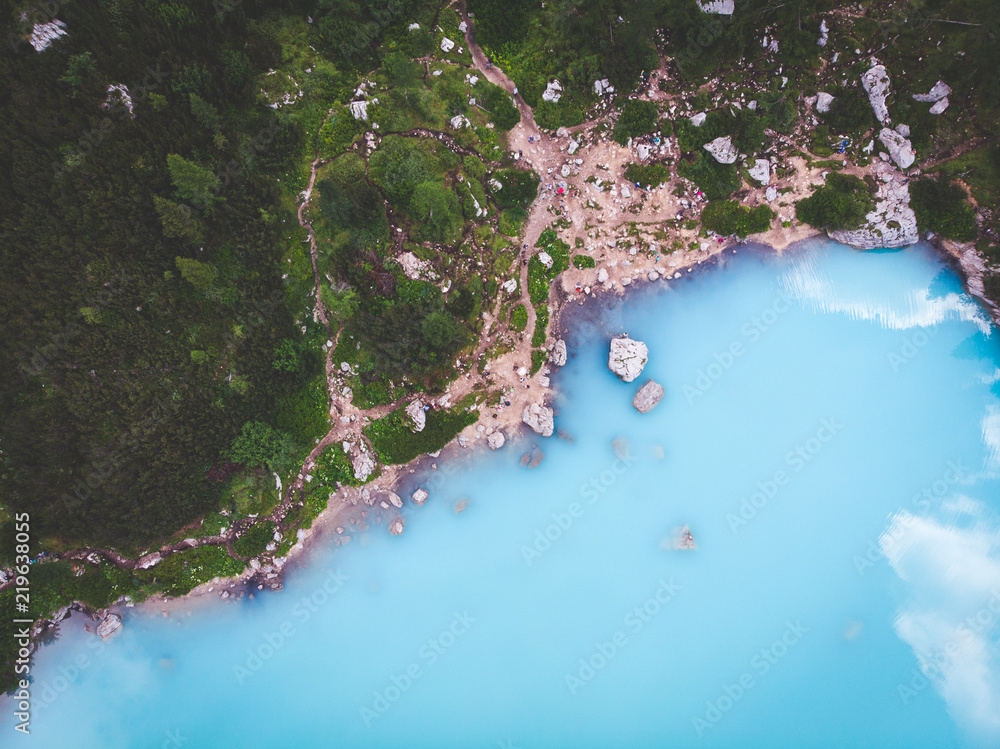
left=10, top=239, right=1000, bottom=748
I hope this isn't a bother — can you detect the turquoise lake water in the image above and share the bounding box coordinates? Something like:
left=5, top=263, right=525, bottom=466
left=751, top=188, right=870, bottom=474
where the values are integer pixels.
left=10, top=238, right=1000, bottom=748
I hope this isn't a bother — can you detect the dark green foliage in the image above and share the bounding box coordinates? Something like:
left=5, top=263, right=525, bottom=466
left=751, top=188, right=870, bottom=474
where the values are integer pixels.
left=531, top=349, right=547, bottom=374
left=364, top=407, right=477, bottom=465
left=174, top=256, right=216, bottom=291
left=166, top=153, right=221, bottom=211
left=821, top=87, right=874, bottom=134
left=226, top=422, right=294, bottom=472
left=272, top=339, right=306, bottom=373
left=232, top=522, right=275, bottom=559
left=701, top=201, right=774, bottom=238
left=678, top=153, right=741, bottom=200
left=795, top=173, right=875, bottom=231
left=909, top=179, right=978, bottom=242
left=985, top=273, right=1000, bottom=305
left=535, top=100, right=584, bottom=131
left=613, top=100, right=659, bottom=145
left=154, top=197, right=205, bottom=244
left=467, top=0, right=537, bottom=48
left=532, top=304, right=549, bottom=347
left=477, top=82, right=521, bottom=131
left=410, top=181, right=463, bottom=243
left=624, top=163, right=670, bottom=187
left=510, top=304, right=528, bottom=331
left=573, top=255, right=596, bottom=269
left=499, top=207, right=527, bottom=236
left=314, top=443, right=357, bottom=487
left=491, top=168, right=540, bottom=209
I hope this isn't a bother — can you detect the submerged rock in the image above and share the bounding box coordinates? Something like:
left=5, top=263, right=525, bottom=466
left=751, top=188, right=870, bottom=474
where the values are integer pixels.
left=633, top=380, right=665, bottom=413
left=389, top=516, right=405, bottom=535
left=522, top=402, right=554, bottom=437
left=411, top=488, right=429, bottom=505
left=608, top=336, right=648, bottom=382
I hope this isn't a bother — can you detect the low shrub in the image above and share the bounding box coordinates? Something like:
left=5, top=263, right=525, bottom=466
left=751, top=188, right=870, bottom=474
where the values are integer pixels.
left=701, top=201, right=774, bottom=238
left=909, top=178, right=978, bottom=242
left=510, top=303, right=528, bottom=330
left=573, top=254, right=596, bottom=269
left=795, top=173, right=874, bottom=231
left=364, top=406, right=477, bottom=465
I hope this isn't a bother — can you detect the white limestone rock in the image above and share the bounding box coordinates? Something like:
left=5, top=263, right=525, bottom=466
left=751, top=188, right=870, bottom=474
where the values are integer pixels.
left=748, top=159, right=770, bottom=185
left=816, top=92, right=834, bottom=113
left=632, top=380, right=665, bottom=413
left=704, top=136, right=738, bottom=164
left=30, top=20, right=67, bottom=51
left=878, top=127, right=915, bottom=170
left=861, top=64, right=892, bottom=124
left=538, top=251, right=554, bottom=269
left=621, top=185, right=631, bottom=198
left=411, top=488, right=429, bottom=505
left=608, top=336, right=648, bottom=383
left=568, top=140, right=579, bottom=155
left=894, top=123, right=911, bottom=137
left=929, top=98, right=949, bottom=115
left=522, top=403, right=554, bottom=437
left=389, top=517, right=405, bottom=535
left=502, top=278, right=517, bottom=294
left=697, top=0, right=734, bottom=14
left=349, top=101, right=368, bottom=120
left=597, top=268, right=609, bottom=283
left=549, top=339, right=567, bottom=367
left=440, top=37, right=455, bottom=52
left=387, top=491, right=403, bottom=509
left=458, top=20, right=467, bottom=33
left=351, top=450, right=375, bottom=482
left=594, top=78, right=614, bottom=96
left=829, top=161, right=919, bottom=250
left=542, top=79, right=563, bottom=103
left=405, top=400, right=426, bottom=432
left=137, top=552, right=161, bottom=569
left=689, top=112, right=707, bottom=127
left=97, top=613, right=122, bottom=639
left=817, top=19, right=829, bottom=47
left=487, top=431, right=505, bottom=450
left=636, top=144, right=650, bottom=161
left=913, top=81, right=952, bottom=103
left=765, top=186, right=778, bottom=202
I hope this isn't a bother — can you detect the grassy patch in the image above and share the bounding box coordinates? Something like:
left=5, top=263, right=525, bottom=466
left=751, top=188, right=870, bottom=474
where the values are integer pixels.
left=232, top=521, right=275, bottom=558
left=364, top=406, right=477, bottom=465
left=701, top=201, right=774, bottom=238
left=624, top=162, right=670, bottom=187
left=573, top=254, right=596, bottom=269
left=532, top=304, right=549, bottom=347
left=510, top=303, right=528, bottom=331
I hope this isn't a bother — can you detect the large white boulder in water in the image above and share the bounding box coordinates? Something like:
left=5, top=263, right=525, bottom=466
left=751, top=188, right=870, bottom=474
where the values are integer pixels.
left=487, top=431, right=506, bottom=450
left=703, top=136, right=738, bottom=164
left=861, top=64, right=892, bottom=124
left=608, top=336, right=648, bottom=382
left=522, top=403, right=554, bottom=437
left=878, top=127, right=915, bottom=170
left=97, top=613, right=122, bottom=639
left=632, top=380, right=665, bottom=413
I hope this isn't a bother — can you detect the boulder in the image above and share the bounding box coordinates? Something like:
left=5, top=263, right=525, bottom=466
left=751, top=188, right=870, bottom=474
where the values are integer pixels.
left=594, top=78, right=614, bottom=95
left=878, top=127, right=915, bottom=170
left=405, top=400, right=426, bottom=432
left=816, top=92, right=834, bottom=113
left=538, top=251, right=554, bottom=269
left=748, top=159, right=770, bottom=185
left=351, top=450, right=375, bottom=482
left=411, top=488, right=429, bottom=505
left=636, top=144, right=650, bottom=160
left=542, top=79, right=563, bottom=103
left=765, top=186, right=778, bottom=202
left=703, top=136, right=738, bottom=164
left=487, top=431, right=506, bottom=450
left=929, top=98, right=949, bottom=115
left=861, top=64, right=892, bottom=124
left=97, top=613, right=122, bottom=639
left=689, top=112, right=707, bottom=127
left=597, top=268, right=609, bottom=283
left=608, top=336, right=648, bottom=382
left=913, top=81, right=951, bottom=103
left=621, top=185, right=631, bottom=198
left=522, top=403, right=554, bottom=437
left=894, top=123, right=910, bottom=137
left=440, top=37, right=455, bottom=52
left=633, top=380, right=665, bottom=413
left=697, top=0, right=734, bottom=14
left=137, top=552, right=161, bottom=569
left=389, top=517, right=405, bottom=535
left=549, top=339, right=567, bottom=367
left=387, top=491, right=403, bottom=509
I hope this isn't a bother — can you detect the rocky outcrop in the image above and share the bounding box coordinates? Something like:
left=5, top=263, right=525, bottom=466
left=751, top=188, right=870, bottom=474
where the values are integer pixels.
left=411, top=488, right=429, bottom=505
left=748, top=159, right=770, bottom=185
left=829, top=161, right=918, bottom=250
left=387, top=491, right=403, bottom=509
left=522, top=403, right=554, bottom=437
left=689, top=112, right=707, bottom=127
left=862, top=64, right=892, bottom=124
left=878, top=127, right=916, bottom=170
left=929, top=98, right=949, bottom=115
left=632, top=380, right=665, bottom=413
left=405, top=400, right=426, bottom=432
left=703, top=136, right=738, bottom=164
left=597, top=267, right=609, bottom=283
left=816, top=92, right=834, bottom=113
left=96, top=613, right=122, bottom=639
left=608, top=336, right=648, bottom=382
left=487, top=431, right=506, bottom=450
left=542, top=79, right=563, bottom=103
left=913, top=81, right=951, bottom=103
left=549, top=339, right=567, bottom=367
left=351, top=448, right=375, bottom=482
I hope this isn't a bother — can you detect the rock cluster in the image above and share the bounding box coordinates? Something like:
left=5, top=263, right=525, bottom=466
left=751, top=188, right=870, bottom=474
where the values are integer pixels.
left=97, top=613, right=122, bottom=639
left=351, top=448, right=375, bottom=482
left=632, top=380, right=665, bottom=413
left=608, top=336, right=648, bottom=382
left=522, top=403, right=554, bottom=437
left=878, top=127, right=916, bottom=169
left=411, top=488, right=429, bottom=505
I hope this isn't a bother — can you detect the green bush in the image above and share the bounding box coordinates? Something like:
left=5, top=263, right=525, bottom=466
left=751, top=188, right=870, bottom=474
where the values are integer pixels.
left=314, top=443, right=357, bottom=487
left=499, top=207, right=527, bottom=236
left=795, top=173, right=875, bottom=231
left=535, top=100, right=585, bottom=130
left=510, top=303, right=528, bottom=330
left=532, top=304, right=549, bottom=347
left=821, top=87, right=874, bottom=134
left=984, top=273, right=1000, bottom=304
left=613, top=100, right=659, bottom=145
left=678, top=153, right=741, bottom=200
left=477, top=81, right=520, bottom=131
left=233, top=522, right=274, bottom=558
left=573, top=254, right=596, bottom=269
left=528, top=255, right=549, bottom=304
left=624, top=162, right=670, bottom=187
left=910, top=179, right=978, bottom=242
left=491, top=168, right=540, bottom=209
left=531, top=349, right=547, bottom=374
left=364, top=406, right=477, bottom=465
left=701, top=201, right=774, bottom=238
